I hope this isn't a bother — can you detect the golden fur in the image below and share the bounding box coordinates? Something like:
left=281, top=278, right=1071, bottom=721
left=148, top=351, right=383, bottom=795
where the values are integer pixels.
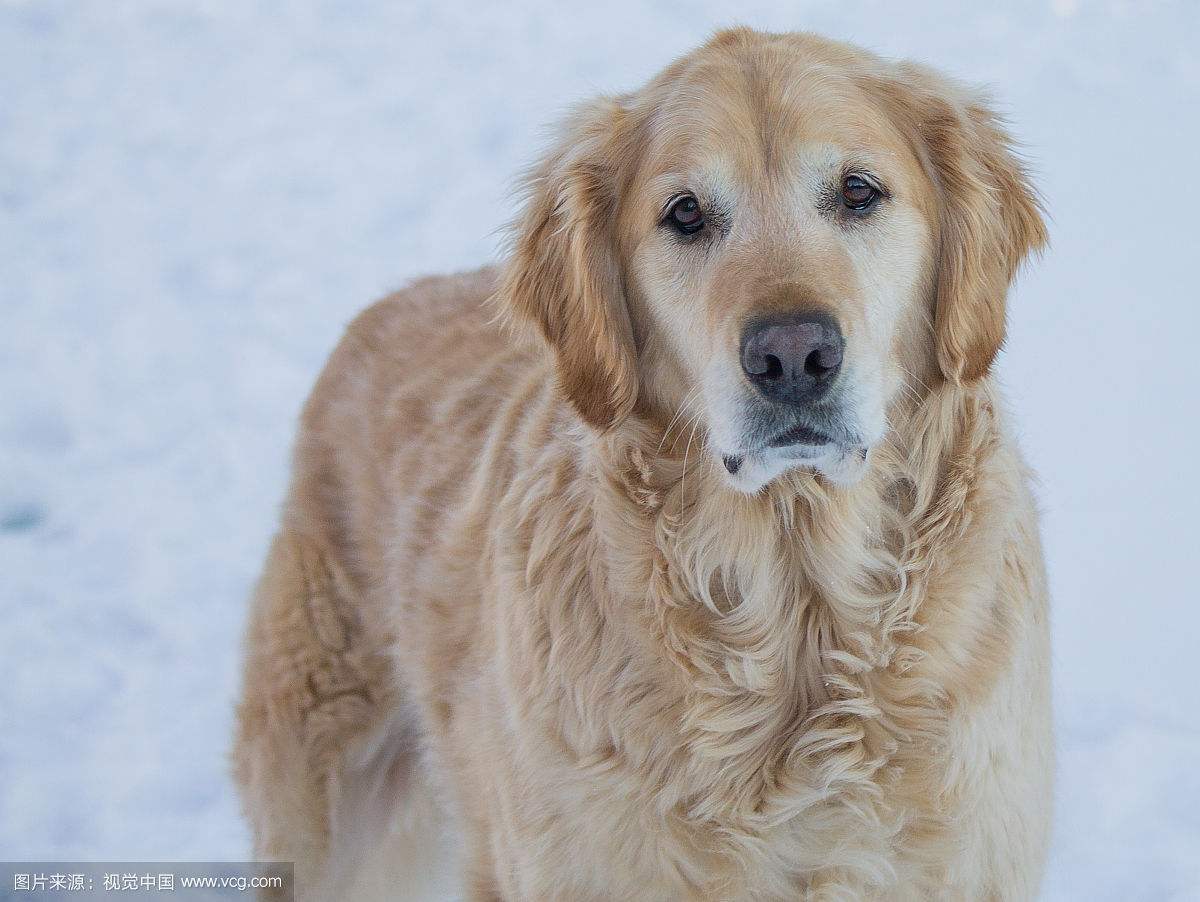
left=234, top=29, right=1052, bottom=900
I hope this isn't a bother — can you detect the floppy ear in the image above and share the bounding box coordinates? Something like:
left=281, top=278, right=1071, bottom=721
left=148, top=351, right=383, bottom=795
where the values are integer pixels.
left=872, top=66, right=1048, bottom=382
left=500, top=97, right=638, bottom=431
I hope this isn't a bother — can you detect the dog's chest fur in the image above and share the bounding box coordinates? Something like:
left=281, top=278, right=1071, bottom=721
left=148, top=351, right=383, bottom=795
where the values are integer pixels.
left=459, top=401, right=1012, bottom=899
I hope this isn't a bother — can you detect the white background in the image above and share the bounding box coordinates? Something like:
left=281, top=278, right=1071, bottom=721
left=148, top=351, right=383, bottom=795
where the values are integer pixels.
left=2, top=1, right=1198, bottom=898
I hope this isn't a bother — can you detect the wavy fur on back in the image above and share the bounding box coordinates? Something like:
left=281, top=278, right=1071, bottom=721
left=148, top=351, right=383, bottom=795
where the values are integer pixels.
left=234, top=29, right=1052, bottom=902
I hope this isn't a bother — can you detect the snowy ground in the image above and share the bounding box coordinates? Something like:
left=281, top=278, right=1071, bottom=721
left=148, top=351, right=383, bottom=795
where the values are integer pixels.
left=2, top=1, right=1198, bottom=898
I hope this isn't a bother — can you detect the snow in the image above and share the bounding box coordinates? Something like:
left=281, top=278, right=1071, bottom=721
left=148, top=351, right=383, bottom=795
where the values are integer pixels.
left=1, top=0, right=1198, bottom=897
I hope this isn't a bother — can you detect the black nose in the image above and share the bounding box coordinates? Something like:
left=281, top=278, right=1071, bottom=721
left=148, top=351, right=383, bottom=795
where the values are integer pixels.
left=740, top=311, right=844, bottom=406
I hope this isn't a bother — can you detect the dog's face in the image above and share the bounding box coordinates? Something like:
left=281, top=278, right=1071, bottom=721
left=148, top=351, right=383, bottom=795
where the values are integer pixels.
left=621, top=44, right=941, bottom=491
left=505, top=30, right=1045, bottom=493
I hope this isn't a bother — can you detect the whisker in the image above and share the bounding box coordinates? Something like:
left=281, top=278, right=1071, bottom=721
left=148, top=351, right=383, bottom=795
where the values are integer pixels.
left=680, top=406, right=705, bottom=509
left=658, top=387, right=703, bottom=453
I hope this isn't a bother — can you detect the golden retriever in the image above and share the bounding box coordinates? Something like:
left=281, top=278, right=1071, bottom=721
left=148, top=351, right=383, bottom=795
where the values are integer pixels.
left=233, top=28, right=1053, bottom=901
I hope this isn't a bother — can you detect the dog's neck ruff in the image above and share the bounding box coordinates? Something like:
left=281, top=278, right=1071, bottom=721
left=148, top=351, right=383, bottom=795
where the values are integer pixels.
left=609, top=387, right=1000, bottom=793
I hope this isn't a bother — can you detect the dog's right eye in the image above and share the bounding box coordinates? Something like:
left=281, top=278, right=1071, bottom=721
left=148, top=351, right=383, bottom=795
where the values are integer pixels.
left=665, top=195, right=705, bottom=235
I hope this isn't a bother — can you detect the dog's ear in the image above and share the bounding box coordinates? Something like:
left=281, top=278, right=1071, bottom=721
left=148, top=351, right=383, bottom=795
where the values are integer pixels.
left=868, top=66, right=1047, bottom=383
left=500, top=97, right=638, bottom=431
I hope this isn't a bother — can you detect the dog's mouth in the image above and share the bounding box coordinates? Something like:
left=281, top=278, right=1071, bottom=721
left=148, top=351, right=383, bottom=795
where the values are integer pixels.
left=766, top=422, right=833, bottom=449
left=721, top=422, right=864, bottom=476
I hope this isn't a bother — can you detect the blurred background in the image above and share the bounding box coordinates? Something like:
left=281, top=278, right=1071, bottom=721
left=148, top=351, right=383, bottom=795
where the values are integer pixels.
left=2, top=1, right=1198, bottom=898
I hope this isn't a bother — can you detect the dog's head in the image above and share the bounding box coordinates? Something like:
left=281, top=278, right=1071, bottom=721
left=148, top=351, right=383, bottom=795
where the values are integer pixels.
left=503, top=29, right=1045, bottom=492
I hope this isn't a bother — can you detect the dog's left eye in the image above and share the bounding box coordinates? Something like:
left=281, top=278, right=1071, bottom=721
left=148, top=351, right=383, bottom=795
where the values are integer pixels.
left=665, top=195, right=705, bottom=235
left=841, top=175, right=880, bottom=211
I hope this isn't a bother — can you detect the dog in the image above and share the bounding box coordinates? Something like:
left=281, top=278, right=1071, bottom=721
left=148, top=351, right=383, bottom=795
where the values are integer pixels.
left=233, top=28, right=1053, bottom=901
